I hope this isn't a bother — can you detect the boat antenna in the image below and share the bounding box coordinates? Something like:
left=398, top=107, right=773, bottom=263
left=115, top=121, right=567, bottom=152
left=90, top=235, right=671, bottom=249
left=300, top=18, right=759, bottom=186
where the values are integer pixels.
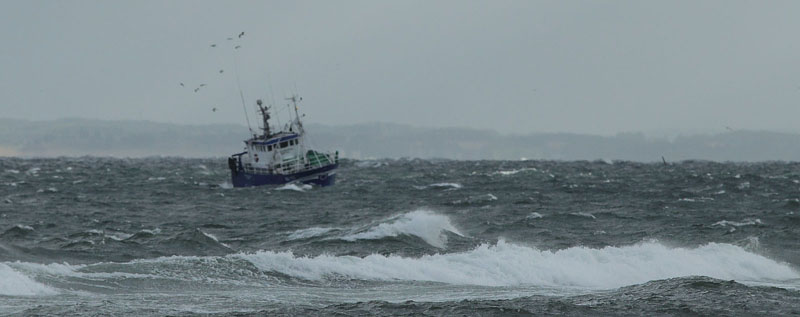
left=233, top=49, right=253, bottom=133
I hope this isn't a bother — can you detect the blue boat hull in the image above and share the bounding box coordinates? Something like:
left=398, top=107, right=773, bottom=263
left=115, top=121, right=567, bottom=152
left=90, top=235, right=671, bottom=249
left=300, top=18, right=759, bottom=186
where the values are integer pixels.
left=230, top=164, right=338, bottom=188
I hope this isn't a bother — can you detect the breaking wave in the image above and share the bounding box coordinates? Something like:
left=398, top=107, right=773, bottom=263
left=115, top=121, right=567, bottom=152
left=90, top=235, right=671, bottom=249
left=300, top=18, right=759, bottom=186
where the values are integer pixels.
left=713, top=219, right=763, bottom=227
left=340, top=210, right=463, bottom=248
left=0, top=263, right=57, bottom=296
left=240, top=240, right=799, bottom=288
left=288, top=227, right=339, bottom=240
left=3, top=240, right=798, bottom=296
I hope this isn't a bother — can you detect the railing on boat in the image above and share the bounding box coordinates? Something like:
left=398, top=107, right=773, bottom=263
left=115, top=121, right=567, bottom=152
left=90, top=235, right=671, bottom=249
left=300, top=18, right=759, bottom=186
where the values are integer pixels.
left=242, top=151, right=337, bottom=175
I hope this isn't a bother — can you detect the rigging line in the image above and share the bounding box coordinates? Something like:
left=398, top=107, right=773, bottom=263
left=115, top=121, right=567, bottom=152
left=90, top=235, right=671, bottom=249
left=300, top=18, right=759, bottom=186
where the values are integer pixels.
left=233, top=50, right=253, bottom=133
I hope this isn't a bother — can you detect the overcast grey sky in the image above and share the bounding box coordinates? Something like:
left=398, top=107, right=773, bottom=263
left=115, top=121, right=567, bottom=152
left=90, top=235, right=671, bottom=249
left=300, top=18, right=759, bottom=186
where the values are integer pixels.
left=1, top=1, right=799, bottom=135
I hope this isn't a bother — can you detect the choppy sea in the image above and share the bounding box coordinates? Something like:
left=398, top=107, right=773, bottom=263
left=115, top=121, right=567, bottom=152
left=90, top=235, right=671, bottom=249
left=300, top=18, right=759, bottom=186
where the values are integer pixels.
left=1, top=157, right=800, bottom=316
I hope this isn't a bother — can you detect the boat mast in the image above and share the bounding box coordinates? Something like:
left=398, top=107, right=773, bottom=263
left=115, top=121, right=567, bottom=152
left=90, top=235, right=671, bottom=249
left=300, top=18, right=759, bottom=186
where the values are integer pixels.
left=256, top=99, right=271, bottom=138
left=286, top=94, right=304, bottom=135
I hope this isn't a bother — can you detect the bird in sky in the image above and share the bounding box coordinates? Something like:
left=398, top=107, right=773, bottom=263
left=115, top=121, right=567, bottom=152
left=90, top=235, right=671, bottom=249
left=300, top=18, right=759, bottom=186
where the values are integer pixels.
left=219, top=69, right=224, bottom=74
left=199, top=84, right=207, bottom=87
left=194, top=88, right=199, bottom=93
left=212, top=107, right=217, bottom=112
left=179, top=83, right=184, bottom=87
left=235, top=45, right=241, bottom=49
left=239, top=31, right=245, bottom=38
left=210, top=44, right=216, bottom=47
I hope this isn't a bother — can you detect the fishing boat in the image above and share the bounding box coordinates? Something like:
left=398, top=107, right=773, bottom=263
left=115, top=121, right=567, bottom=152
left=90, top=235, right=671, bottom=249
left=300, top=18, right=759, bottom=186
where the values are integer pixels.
left=227, top=95, right=338, bottom=187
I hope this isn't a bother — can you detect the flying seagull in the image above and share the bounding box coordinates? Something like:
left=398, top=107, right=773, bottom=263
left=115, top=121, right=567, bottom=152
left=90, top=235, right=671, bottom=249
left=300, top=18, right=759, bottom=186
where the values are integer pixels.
left=239, top=31, right=245, bottom=38
left=194, top=88, right=199, bottom=93
left=219, top=69, right=224, bottom=74
left=199, top=84, right=207, bottom=87
left=179, top=82, right=184, bottom=87
left=212, top=107, right=217, bottom=112
left=234, top=45, right=241, bottom=49
left=210, top=44, right=216, bottom=47
left=227, top=37, right=233, bottom=40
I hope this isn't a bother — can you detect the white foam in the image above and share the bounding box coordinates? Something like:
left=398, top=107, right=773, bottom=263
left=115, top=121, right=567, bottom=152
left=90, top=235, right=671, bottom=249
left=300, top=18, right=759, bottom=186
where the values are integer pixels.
left=238, top=240, right=800, bottom=288
left=106, top=231, right=133, bottom=241
left=571, top=212, right=596, bottom=219
left=494, top=168, right=537, bottom=176
left=738, top=182, right=751, bottom=189
left=11, top=224, right=34, bottom=231
left=5, top=169, right=20, bottom=174
left=199, top=230, right=232, bottom=249
left=7, top=261, right=156, bottom=282
left=0, top=263, right=57, bottom=296
left=138, top=228, right=161, bottom=235
left=355, top=161, right=388, bottom=168
left=527, top=212, right=544, bottom=219
left=713, top=218, right=762, bottom=227
left=341, top=210, right=463, bottom=248
left=147, top=177, right=166, bottom=181
left=288, top=227, right=338, bottom=240
left=218, top=182, right=233, bottom=189
left=415, top=183, right=463, bottom=190
left=276, top=184, right=312, bottom=192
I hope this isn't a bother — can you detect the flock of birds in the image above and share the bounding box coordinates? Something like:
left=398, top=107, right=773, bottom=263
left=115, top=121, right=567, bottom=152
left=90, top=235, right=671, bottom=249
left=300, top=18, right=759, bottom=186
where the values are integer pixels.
left=179, top=31, right=246, bottom=112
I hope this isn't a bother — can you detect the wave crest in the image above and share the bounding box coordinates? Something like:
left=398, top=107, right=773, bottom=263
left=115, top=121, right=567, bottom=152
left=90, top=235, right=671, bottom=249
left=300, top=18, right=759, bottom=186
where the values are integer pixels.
left=0, top=263, right=57, bottom=296
left=340, top=210, right=463, bottom=248
left=238, top=240, right=799, bottom=288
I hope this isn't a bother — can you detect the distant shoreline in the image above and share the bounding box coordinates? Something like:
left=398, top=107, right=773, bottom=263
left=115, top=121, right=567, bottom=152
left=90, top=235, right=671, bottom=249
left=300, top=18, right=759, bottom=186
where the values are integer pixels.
left=1, top=118, right=800, bottom=162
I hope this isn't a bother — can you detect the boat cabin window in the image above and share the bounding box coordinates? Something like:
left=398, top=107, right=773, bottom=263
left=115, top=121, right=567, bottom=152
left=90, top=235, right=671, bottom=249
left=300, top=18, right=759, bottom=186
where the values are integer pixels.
left=267, top=145, right=272, bottom=151
left=280, top=141, right=289, bottom=148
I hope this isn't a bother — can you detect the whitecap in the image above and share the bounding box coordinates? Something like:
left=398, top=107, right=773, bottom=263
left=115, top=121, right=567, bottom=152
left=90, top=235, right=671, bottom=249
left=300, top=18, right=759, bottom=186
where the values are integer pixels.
left=738, top=182, right=750, bottom=189
left=218, top=182, right=233, bottom=189
left=526, top=212, right=543, bottom=219
left=493, top=168, right=537, bottom=176
left=287, top=227, right=339, bottom=240
left=199, top=230, right=232, bottom=249
left=276, top=183, right=312, bottom=192
left=0, top=263, right=57, bottom=296
left=415, top=183, right=463, bottom=190
left=571, top=212, right=596, bottom=219
left=340, top=210, right=463, bottom=248
left=106, top=231, right=133, bottom=241
left=237, top=240, right=800, bottom=288
left=712, top=218, right=762, bottom=228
